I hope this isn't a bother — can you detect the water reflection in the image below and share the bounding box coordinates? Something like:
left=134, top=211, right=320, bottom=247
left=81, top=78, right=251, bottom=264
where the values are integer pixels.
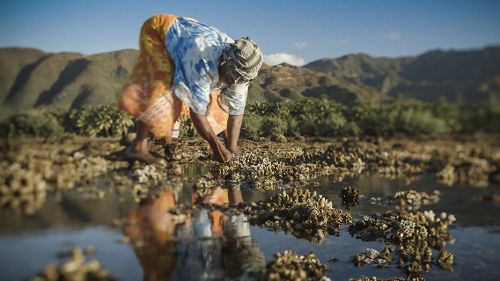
left=124, top=186, right=265, bottom=281
left=314, top=174, right=500, bottom=226
left=1, top=175, right=500, bottom=280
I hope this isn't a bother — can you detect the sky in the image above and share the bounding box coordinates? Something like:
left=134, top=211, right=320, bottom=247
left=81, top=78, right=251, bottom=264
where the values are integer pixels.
left=1, top=0, right=500, bottom=66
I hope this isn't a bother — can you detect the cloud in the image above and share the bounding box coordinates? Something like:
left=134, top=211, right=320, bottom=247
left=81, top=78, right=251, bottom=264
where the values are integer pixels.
left=292, top=41, right=309, bottom=51
left=263, top=53, right=305, bottom=66
left=383, top=31, right=401, bottom=41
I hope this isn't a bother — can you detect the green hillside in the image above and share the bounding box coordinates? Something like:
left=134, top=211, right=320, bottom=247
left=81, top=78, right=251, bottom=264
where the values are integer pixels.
left=1, top=48, right=138, bottom=113
left=304, top=46, right=500, bottom=103
left=1, top=46, right=499, bottom=120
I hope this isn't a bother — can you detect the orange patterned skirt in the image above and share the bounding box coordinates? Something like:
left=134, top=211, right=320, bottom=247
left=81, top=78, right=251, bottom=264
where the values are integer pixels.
left=118, top=14, right=228, bottom=141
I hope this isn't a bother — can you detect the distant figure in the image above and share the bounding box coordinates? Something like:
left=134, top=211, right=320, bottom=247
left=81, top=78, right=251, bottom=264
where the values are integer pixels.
left=118, top=14, right=263, bottom=163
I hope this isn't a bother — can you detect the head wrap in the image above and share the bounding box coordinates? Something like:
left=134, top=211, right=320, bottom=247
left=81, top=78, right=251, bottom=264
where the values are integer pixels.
left=220, top=37, right=263, bottom=83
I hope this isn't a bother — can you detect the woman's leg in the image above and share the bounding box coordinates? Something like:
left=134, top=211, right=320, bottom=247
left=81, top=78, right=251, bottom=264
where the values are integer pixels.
left=126, top=121, right=157, bottom=164
left=120, top=15, right=179, bottom=164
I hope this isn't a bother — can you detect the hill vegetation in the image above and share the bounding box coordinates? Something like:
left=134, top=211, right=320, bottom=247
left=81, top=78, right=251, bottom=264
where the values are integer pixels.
left=1, top=46, right=499, bottom=119
left=253, top=46, right=500, bottom=105
left=2, top=97, right=499, bottom=139
left=1, top=46, right=499, bottom=137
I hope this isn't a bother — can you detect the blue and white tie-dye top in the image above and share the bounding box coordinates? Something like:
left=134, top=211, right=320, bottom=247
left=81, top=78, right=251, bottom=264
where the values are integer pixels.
left=165, top=17, right=248, bottom=116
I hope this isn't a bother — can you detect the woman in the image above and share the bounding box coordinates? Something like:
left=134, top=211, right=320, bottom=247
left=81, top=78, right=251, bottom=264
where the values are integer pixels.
left=119, top=14, right=263, bottom=163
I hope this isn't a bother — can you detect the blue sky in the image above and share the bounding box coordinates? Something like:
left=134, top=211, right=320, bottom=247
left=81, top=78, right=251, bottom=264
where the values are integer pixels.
left=1, top=0, right=499, bottom=65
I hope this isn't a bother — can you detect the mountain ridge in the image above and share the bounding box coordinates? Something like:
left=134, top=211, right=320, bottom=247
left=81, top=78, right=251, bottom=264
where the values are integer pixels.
left=1, top=45, right=499, bottom=116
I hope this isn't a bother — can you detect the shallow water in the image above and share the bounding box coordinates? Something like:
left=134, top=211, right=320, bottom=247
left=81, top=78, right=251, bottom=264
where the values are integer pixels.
left=1, top=174, right=500, bottom=281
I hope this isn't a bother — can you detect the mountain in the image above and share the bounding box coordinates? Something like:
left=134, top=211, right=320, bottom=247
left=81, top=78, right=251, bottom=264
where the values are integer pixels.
left=302, top=47, right=500, bottom=103
left=248, top=60, right=391, bottom=105
left=0, top=48, right=138, bottom=113
left=1, top=46, right=499, bottom=117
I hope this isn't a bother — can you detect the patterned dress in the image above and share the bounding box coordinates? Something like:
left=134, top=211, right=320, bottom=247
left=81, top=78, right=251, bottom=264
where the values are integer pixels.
left=118, top=14, right=248, bottom=140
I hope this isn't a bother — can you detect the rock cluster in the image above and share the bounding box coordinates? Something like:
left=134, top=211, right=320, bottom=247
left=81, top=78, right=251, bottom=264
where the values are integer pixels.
left=352, top=247, right=394, bottom=268
left=349, top=277, right=406, bottom=281
left=299, top=141, right=433, bottom=179
left=132, top=164, right=165, bottom=184
left=436, top=158, right=495, bottom=187
left=349, top=209, right=456, bottom=278
left=0, top=164, right=47, bottom=214
left=436, top=249, right=454, bottom=271
left=212, top=138, right=500, bottom=190
left=214, top=150, right=330, bottom=190
left=0, top=139, right=191, bottom=213
left=261, top=251, right=331, bottom=281
left=27, top=247, right=117, bottom=281
left=1, top=140, right=125, bottom=191
left=435, top=146, right=499, bottom=187
left=192, top=176, right=218, bottom=199
left=214, top=140, right=409, bottom=190
left=370, top=190, right=440, bottom=211
left=340, top=186, right=360, bottom=208
left=241, top=188, right=352, bottom=242
left=131, top=184, right=149, bottom=202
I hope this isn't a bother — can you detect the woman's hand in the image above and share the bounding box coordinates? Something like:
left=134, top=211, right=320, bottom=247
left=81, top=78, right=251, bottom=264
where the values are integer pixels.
left=228, top=145, right=241, bottom=156
left=190, top=109, right=233, bottom=163
left=213, top=143, right=233, bottom=162
left=203, top=186, right=227, bottom=204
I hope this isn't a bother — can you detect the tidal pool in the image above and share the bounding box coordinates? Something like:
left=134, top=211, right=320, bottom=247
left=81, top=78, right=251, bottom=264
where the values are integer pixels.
left=1, top=174, right=499, bottom=281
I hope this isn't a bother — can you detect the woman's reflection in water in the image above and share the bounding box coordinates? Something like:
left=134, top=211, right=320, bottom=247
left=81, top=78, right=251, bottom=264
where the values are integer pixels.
left=124, top=185, right=265, bottom=281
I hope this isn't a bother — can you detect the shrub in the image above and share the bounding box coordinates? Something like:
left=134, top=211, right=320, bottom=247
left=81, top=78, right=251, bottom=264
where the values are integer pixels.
left=1, top=97, right=498, bottom=140
left=289, top=97, right=347, bottom=136
left=432, top=97, right=462, bottom=132
left=66, top=105, right=134, bottom=137
left=261, top=116, right=288, bottom=137
left=347, top=104, right=392, bottom=136
left=286, top=118, right=301, bottom=137
left=344, top=121, right=361, bottom=137
left=461, top=99, right=500, bottom=133
left=0, top=111, right=65, bottom=138
left=397, top=108, right=450, bottom=135
left=241, top=112, right=263, bottom=139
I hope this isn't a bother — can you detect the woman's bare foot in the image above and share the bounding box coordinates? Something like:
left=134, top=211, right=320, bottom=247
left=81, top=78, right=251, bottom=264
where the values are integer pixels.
left=124, top=145, right=158, bottom=164
left=122, top=121, right=158, bottom=164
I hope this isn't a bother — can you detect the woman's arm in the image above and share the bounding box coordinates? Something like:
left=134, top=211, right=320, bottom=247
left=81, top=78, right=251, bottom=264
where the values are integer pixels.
left=189, top=109, right=233, bottom=162
left=226, top=114, right=243, bottom=156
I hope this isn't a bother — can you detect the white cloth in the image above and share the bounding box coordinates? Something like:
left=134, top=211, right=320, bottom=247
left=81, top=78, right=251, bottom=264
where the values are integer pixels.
left=165, top=17, right=248, bottom=116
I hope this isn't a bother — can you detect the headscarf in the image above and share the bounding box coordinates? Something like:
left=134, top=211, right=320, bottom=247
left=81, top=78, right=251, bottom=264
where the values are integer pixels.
left=220, top=37, right=263, bottom=83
